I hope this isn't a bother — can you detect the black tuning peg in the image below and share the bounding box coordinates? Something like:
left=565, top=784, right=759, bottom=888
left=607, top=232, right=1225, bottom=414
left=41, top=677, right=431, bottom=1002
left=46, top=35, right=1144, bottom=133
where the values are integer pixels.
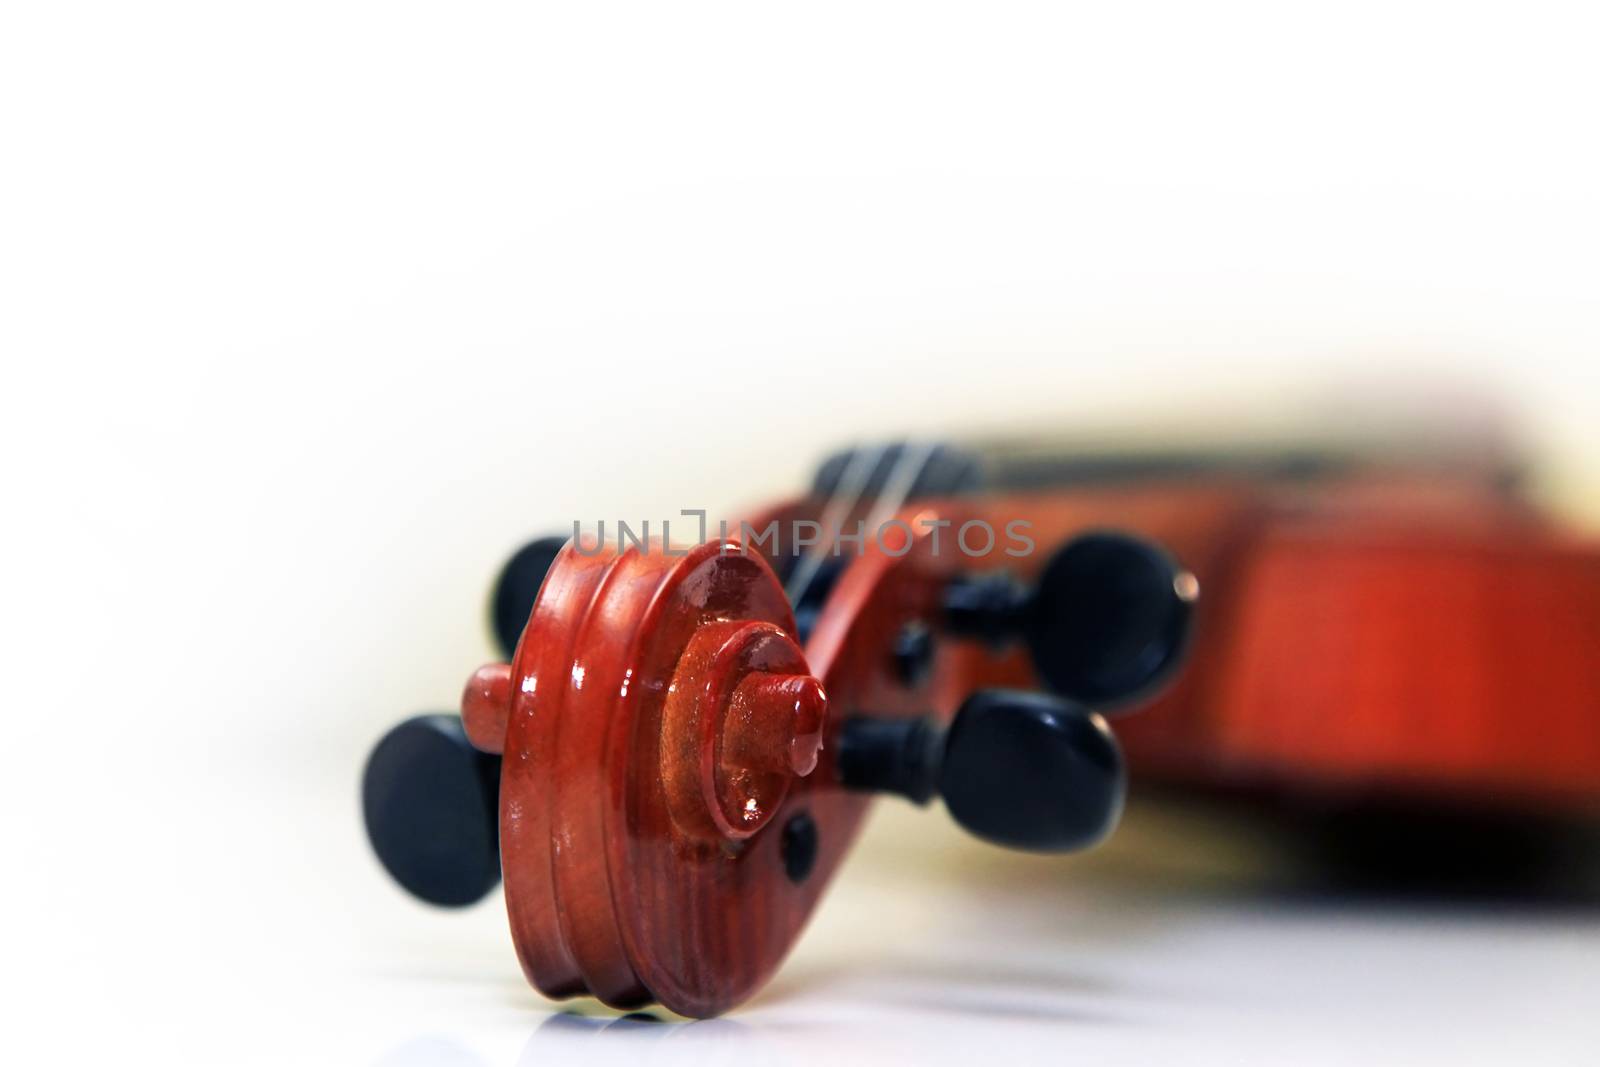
left=362, top=714, right=502, bottom=907
left=836, top=689, right=1125, bottom=852
left=490, top=535, right=568, bottom=658
left=943, top=530, right=1197, bottom=709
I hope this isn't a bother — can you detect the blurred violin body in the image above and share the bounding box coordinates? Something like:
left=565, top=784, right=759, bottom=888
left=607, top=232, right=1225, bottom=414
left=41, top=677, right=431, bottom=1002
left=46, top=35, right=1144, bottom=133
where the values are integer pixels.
left=798, top=432, right=1600, bottom=815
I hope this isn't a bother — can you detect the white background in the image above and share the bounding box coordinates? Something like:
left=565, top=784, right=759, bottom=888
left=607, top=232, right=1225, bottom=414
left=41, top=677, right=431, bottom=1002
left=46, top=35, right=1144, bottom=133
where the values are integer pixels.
left=3, top=3, right=1599, bottom=1064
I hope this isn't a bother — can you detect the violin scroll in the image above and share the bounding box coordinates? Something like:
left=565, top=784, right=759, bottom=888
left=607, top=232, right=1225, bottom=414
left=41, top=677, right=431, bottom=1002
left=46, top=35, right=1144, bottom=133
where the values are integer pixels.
left=362, top=510, right=1197, bottom=1017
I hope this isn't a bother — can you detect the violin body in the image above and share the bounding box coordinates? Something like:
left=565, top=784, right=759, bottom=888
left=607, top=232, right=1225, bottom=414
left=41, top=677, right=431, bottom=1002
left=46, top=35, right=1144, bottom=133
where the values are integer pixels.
left=949, top=486, right=1598, bottom=813
left=785, top=439, right=1600, bottom=813
left=1112, top=478, right=1600, bottom=810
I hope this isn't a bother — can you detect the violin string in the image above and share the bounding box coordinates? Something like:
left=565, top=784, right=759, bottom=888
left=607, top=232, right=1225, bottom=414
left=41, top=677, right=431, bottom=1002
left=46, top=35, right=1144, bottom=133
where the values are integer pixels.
left=861, top=441, right=939, bottom=540
left=784, top=443, right=887, bottom=604
left=784, top=441, right=939, bottom=607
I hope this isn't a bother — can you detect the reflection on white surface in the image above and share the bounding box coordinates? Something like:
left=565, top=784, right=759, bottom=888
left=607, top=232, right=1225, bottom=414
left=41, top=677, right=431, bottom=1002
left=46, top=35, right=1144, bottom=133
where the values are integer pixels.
left=11, top=690, right=1600, bottom=1067
left=350, top=885, right=1600, bottom=1067
left=326, top=798, right=1600, bottom=1067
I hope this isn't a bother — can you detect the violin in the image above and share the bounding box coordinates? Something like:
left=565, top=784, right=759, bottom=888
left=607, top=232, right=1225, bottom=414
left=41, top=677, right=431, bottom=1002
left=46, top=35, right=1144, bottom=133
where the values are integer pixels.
left=362, top=424, right=1600, bottom=1015
left=361, top=441, right=1198, bottom=1018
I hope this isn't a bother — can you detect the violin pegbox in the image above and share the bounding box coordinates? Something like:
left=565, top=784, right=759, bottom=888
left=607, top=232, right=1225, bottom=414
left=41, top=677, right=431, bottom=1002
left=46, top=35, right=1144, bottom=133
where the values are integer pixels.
left=829, top=526, right=1179, bottom=853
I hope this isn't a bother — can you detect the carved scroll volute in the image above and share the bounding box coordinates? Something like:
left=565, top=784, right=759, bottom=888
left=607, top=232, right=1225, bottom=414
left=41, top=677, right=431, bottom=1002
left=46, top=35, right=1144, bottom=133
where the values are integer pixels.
left=454, top=539, right=843, bottom=1016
